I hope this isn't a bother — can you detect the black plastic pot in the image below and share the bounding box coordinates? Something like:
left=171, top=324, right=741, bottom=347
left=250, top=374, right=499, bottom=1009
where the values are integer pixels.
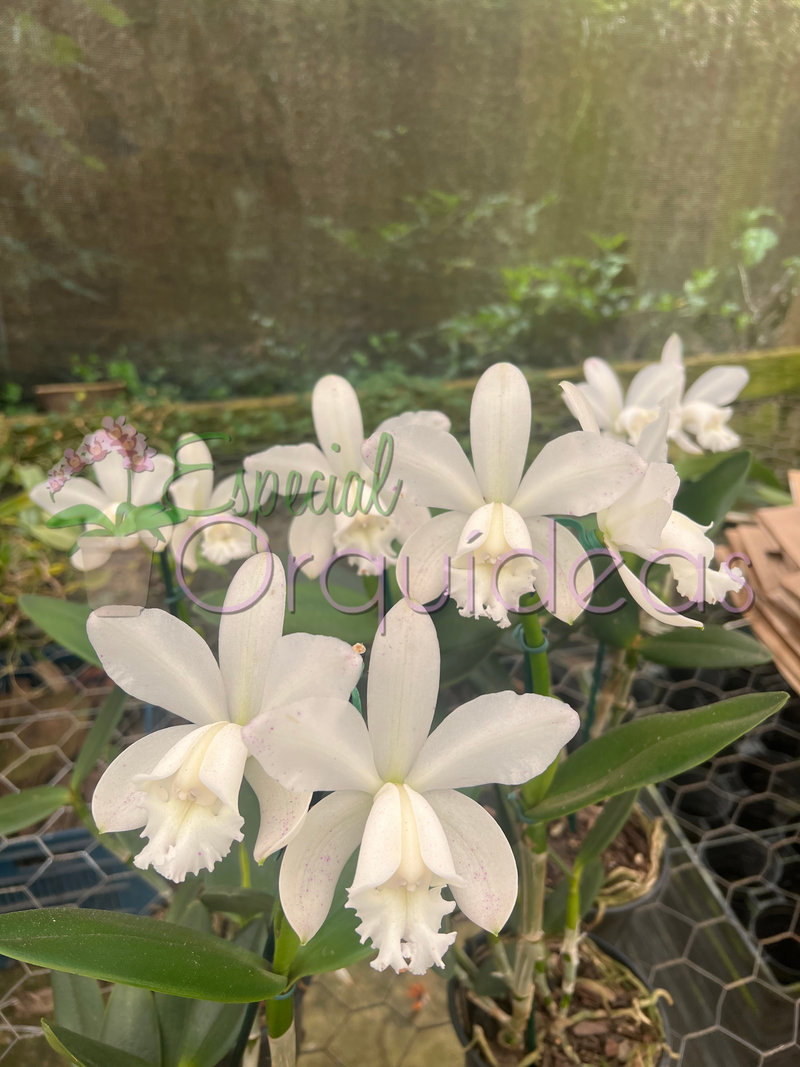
left=447, top=934, right=672, bottom=1067
left=700, top=832, right=782, bottom=887
left=752, top=903, right=800, bottom=986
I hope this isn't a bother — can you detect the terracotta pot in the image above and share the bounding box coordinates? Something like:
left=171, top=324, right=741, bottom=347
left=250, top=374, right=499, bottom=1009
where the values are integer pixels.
left=448, top=933, right=672, bottom=1067
left=34, top=380, right=126, bottom=413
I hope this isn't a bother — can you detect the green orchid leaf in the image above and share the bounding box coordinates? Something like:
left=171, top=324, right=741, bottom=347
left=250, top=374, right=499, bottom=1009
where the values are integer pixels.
left=639, top=626, right=772, bottom=669
left=46, top=504, right=115, bottom=532
left=19, top=595, right=99, bottom=666
left=200, top=886, right=274, bottom=923
left=673, top=450, right=752, bottom=533
left=0, top=785, right=72, bottom=836
left=288, top=898, right=372, bottom=981
left=0, top=909, right=286, bottom=1003
left=42, top=1019, right=157, bottom=1067
left=576, top=790, right=638, bottom=869
left=71, top=685, right=128, bottom=789
left=51, top=971, right=104, bottom=1040
left=101, top=985, right=162, bottom=1066
left=543, top=858, right=605, bottom=936
left=433, top=600, right=501, bottom=686
left=528, top=691, right=787, bottom=822
left=284, top=579, right=379, bottom=645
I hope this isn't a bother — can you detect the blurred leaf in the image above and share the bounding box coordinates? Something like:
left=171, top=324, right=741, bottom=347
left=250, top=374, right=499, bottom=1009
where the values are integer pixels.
left=0, top=786, right=71, bottom=836
left=43, top=1020, right=157, bottom=1067
left=200, top=887, right=274, bottom=923
left=0, top=910, right=286, bottom=1002
left=288, top=904, right=373, bottom=981
left=639, top=627, right=772, bottom=669
left=284, top=579, right=379, bottom=645
left=738, top=227, right=778, bottom=268
left=529, top=692, right=787, bottom=821
left=78, top=0, right=133, bottom=27
left=19, top=595, right=99, bottom=666
left=71, top=685, right=128, bottom=789
left=673, top=451, right=752, bottom=534
left=101, top=985, right=161, bottom=1066
left=29, top=524, right=79, bottom=551
left=576, top=791, right=638, bottom=869
left=46, top=505, right=114, bottom=532
left=433, top=599, right=501, bottom=686
left=583, top=553, right=640, bottom=649
left=51, top=971, right=104, bottom=1040
left=543, top=858, right=604, bottom=936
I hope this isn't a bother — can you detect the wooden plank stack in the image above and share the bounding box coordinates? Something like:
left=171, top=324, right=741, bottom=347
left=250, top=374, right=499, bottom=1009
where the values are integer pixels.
left=719, top=471, right=800, bottom=693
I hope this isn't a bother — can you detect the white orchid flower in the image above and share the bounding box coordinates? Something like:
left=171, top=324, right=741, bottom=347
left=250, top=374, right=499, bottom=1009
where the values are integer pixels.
left=366, top=363, right=646, bottom=627
left=562, top=382, right=743, bottom=629
left=564, top=334, right=684, bottom=449
left=30, top=449, right=175, bottom=571
left=565, top=334, right=748, bottom=454
left=88, top=554, right=363, bottom=882
left=169, top=434, right=262, bottom=571
left=243, top=600, right=579, bottom=974
left=664, top=335, right=748, bottom=453
left=244, top=376, right=445, bottom=577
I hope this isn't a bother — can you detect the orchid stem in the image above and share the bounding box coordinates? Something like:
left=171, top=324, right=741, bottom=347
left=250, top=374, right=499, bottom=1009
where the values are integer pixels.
left=127, top=468, right=133, bottom=505
left=591, top=646, right=636, bottom=738
left=239, top=841, right=252, bottom=888
left=264, top=906, right=301, bottom=1066
left=519, top=595, right=550, bottom=698
left=559, top=868, right=583, bottom=1013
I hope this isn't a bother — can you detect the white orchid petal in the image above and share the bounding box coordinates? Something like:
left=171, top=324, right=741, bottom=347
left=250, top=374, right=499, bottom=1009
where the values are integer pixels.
left=312, top=375, right=365, bottom=477
left=616, top=560, right=702, bottom=628
left=636, top=406, right=670, bottom=463
left=684, top=365, right=749, bottom=407
left=130, top=454, right=175, bottom=507
left=280, top=790, right=372, bottom=943
left=397, top=511, right=465, bottom=606
left=626, top=362, right=683, bottom=412
left=598, top=462, right=678, bottom=559
left=93, top=449, right=130, bottom=501
left=560, top=381, right=600, bottom=434
left=350, top=782, right=403, bottom=893
left=262, top=633, right=364, bottom=713
left=370, top=410, right=451, bottom=440
left=170, top=435, right=214, bottom=512
left=91, top=725, right=198, bottom=833
left=29, top=477, right=109, bottom=516
left=525, top=517, right=592, bottom=625
left=244, top=758, right=311, bottom=863
left=425, top=789, right=518, bottom=933
left=365, top=426, right=484, bottom=513
left=199, top=722, right=249, bottom=814
left=660, top=333, right=683, bottom=366
left=583, top=358, right=624, bottom=424
left=288, top=509, right=337, bottom=580
left=405, top=786, right=463, bottom=887
left=367, top=601, right=439, bottom=782
left=218, top=554, right=285, bottom=725
left=387, top=496, right=432, bottom=544
left=243, top=697, right=382, bottom=793
left=407, top=690, right=579, bottom=792
left=244, top=443, right=332, bottom=496
left=470, top=363, right=531, bottom=505
left=512, top=432, right=645, bottom=518
left=87, top=609, right=228, bottom=725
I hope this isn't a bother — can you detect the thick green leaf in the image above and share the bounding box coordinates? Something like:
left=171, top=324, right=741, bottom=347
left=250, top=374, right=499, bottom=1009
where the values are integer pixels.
left=51, top=971, right=104, bottom=1040
left=639, top=626, right=772, bottom=669
left=673, top=450, right=752, bottom=533
left=433, top=600, right=501, bottom=686
left=101, top=985, right=161, bottom=1066
left=19, top=595, right=99, bottom=667
left=529, top=692, right=787, bottom=822
left=46, top=504, right=115, bottom=532
left=283, top=580, right=379, bottom=645
left=576, top=791, right=638, bottom=869
left=71, top=686, right=128, bottom=789
left=543, top=858, right=604, bottom=936
left=582, top=553, right=641, bottom=649
left=0, top=786, right=72, bottom=836
left=200, top=887, right=274, bottom=923
left=288, top=903, right=373, bottom=980
left=0, top=909, right=286, bottom=1002
left=43, top=1020, right=157, bottom=1067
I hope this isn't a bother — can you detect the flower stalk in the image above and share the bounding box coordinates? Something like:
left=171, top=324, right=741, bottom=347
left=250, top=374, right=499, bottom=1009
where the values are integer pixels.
left=266, top=907, right=301, bottom=1066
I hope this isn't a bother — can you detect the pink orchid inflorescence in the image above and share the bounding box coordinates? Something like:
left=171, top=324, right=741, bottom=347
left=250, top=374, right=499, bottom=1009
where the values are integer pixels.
left=46, top=416, right=157, bottom=495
